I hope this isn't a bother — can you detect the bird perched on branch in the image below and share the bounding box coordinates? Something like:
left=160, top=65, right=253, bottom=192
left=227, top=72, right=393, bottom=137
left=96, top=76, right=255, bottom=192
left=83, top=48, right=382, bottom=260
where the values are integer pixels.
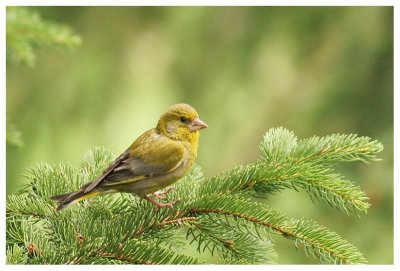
left=51, top=103, right=208, bottom=210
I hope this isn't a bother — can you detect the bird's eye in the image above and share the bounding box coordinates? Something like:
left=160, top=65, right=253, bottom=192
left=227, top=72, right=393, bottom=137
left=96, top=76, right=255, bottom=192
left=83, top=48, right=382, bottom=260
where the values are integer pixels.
left=180, top=117, right=187, bottom=123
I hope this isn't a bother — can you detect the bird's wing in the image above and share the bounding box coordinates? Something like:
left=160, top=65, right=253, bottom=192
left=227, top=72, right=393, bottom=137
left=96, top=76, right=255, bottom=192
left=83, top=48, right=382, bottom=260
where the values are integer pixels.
left=84, top=131, right=184, bottom=192
left=83, top=150, right=130, bottom=193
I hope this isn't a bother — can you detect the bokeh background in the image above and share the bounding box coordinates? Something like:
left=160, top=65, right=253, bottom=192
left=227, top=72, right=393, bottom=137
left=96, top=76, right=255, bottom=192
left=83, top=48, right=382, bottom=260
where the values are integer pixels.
left=6, top=6, right=393, bottom=264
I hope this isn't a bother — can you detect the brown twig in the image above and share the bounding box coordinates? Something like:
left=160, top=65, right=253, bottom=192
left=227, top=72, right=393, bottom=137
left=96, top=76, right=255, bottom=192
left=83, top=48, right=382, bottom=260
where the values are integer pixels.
left=189, top=207, right=355, bottom=264
left=158, top=216, right=196, bottom=227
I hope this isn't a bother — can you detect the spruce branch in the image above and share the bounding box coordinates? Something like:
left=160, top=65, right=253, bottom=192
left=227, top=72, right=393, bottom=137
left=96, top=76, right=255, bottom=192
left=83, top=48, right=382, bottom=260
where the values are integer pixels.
left=7, top=244, right=29, bottom=264
left=186, top=194, right=366, bottom=264
left=186, top=214, right=278, bottom=264
left=260, top=127, right=382, bottom=164
left=6, top=128, right=382, bottom=264
left=191, top=127, right=380, bottom=215
left=6, top=6, right=81, bottom=65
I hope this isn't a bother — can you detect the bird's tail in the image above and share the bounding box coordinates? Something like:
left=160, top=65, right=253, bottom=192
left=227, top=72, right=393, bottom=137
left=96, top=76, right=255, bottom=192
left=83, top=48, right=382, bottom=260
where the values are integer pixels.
left=50, top=190, right=101, bottom=210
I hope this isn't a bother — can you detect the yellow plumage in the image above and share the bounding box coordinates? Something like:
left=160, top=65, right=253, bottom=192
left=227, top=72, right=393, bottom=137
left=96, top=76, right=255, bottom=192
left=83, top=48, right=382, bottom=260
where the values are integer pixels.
left=50, top=103, right=207, bottom=210
left=73, top=192, right=101, bottom=203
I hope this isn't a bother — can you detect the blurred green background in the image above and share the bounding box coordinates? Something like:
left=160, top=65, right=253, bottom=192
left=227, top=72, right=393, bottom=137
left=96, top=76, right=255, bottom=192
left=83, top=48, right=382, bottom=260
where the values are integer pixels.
left=6, top=6, right=393, bottom=264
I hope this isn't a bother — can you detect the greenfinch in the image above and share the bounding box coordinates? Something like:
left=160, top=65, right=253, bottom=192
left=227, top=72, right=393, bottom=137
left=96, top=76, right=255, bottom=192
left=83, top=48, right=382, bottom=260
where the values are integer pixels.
left=51, top=103, right=207, bottom=210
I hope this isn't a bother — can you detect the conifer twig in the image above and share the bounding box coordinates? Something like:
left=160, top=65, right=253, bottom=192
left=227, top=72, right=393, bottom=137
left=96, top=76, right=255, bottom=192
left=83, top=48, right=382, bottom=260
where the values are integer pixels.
left=6, top=128, right=382, bottom=264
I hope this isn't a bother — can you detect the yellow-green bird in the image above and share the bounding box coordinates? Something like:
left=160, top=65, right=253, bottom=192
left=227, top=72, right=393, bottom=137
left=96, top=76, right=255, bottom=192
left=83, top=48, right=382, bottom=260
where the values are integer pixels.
left=50, top=103, right=207, bottom=210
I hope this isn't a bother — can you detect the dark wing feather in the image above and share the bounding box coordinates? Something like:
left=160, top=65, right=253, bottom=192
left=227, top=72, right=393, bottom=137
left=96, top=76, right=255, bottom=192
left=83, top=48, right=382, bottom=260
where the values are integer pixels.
left=83, top=150, right=130, bottom=193
left=101, top=156, right=167, bottom=185
left=84, top=130, right=184, bottom=192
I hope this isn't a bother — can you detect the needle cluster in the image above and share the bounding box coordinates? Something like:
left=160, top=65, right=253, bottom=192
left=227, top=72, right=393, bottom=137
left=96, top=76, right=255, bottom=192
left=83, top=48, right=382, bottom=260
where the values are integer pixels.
left=6, top=127, right=383, bottom=264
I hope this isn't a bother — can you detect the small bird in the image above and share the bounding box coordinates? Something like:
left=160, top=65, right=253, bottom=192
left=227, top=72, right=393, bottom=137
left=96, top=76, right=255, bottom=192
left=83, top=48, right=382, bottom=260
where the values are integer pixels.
left=50, top=103, right=207, bottom=210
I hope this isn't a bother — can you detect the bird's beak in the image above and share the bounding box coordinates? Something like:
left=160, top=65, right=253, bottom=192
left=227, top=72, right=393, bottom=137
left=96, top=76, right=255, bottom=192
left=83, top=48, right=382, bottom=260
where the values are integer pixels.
left=190, top=118, right=208, bottom=131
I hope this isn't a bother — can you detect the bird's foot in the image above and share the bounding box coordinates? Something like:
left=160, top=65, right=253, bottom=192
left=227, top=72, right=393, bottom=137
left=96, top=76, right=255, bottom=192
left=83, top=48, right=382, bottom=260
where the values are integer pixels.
left=152, top=187, right=175, bottom=200
left=142, top=195, right=181, bottom=210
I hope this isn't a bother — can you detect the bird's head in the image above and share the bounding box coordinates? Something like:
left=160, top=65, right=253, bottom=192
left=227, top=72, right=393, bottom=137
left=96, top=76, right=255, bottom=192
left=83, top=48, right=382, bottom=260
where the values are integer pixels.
left=156, top=103, right=208, bottom=142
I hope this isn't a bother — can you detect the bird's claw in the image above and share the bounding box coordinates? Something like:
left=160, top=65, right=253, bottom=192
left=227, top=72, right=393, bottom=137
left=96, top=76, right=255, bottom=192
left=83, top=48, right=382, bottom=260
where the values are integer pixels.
left=142, top=195, right=182, bottom=210
left=155, top=198, right=182, bottom=210
left=152, top=194, right=167, bottom=200
left=152, top=187, right=175, bottom=200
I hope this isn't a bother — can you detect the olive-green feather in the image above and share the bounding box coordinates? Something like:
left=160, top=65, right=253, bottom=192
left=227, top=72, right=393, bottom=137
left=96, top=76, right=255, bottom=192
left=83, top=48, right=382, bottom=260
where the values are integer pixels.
left=50, top=103, right=205, bottom=210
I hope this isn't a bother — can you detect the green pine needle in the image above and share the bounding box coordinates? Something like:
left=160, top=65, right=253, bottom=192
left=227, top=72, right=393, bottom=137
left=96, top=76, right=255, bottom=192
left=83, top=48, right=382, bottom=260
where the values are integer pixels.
left=6, top=6, right=81, bottom=66
left=6, top=128, right=382, bottom=264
